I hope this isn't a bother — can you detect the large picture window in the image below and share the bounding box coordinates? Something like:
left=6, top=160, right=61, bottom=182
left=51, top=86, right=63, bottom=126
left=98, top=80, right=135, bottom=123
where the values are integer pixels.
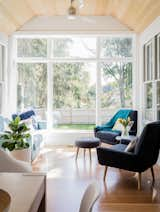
left=16, top=36, right=133, bottom=130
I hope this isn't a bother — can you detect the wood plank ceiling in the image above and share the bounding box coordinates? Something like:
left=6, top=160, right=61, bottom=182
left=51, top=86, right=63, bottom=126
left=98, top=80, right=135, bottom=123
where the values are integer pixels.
left=0, top=0, right=160, bottom=35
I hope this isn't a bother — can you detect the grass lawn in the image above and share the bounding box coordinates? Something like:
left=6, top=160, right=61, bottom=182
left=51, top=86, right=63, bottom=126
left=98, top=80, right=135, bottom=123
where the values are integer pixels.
left=55, top=124, right=95, bottom=130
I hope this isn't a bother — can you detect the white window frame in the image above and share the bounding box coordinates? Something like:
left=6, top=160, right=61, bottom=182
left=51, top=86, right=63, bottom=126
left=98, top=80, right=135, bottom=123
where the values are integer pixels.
left=0, top=41, right=7, bottom=115
left=14, top=34, right=136, bottom=129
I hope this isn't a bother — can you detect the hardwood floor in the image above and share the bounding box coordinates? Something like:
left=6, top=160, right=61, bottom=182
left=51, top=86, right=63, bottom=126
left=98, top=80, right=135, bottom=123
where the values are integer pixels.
left=32, top=146, right=160, bottom=212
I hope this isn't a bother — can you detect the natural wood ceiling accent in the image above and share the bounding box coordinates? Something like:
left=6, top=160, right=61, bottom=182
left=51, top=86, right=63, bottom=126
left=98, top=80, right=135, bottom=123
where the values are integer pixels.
left=0, top=0, right=160, bottom=35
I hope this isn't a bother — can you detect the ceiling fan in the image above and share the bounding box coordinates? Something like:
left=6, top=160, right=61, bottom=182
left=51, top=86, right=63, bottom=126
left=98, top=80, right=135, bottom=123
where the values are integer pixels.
left=67, top=0, right=95, bottom=23
left=68, top=0, right=84, bottom=20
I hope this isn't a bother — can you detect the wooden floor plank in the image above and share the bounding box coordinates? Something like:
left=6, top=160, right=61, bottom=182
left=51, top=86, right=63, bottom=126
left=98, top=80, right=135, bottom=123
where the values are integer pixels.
left=32, top=146, right=160, bottom=212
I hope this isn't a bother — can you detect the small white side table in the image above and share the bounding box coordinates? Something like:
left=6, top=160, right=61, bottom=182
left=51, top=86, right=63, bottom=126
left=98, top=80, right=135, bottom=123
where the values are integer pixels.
left=116, top=135, right=137, bottom=144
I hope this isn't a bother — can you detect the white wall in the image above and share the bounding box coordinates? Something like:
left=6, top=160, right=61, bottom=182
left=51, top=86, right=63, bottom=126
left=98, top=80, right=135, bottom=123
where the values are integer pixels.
left=140, top=16, right=160, bottom=45
left=17, top=16, right=131, bottom=34
left=0, top=32, right=8, bottom=116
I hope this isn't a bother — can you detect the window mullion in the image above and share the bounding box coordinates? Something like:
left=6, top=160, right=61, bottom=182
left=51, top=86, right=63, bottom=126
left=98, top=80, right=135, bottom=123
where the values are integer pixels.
left=96, top=37, right=101, bottom=125
left=47, top=38, right=53, bottom=129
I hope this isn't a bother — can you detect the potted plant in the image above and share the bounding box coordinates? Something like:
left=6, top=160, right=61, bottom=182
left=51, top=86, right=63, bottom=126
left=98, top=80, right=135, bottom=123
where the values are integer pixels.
left=0, top=116, right=31, bottom=162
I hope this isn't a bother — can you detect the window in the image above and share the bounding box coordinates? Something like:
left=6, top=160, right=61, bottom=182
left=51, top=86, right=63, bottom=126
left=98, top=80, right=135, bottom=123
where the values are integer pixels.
left=17, top=63, right=47, bottom=120
left=99, top=37, right=133, bottom=123
left=143, top=37, right=156, bottom=122
left=16, top=36, right=134, bottom=130
left=144, top=39, right=154, bottom=82
left=100, top=37, right=132, bottom=58
left=17, top=39, right=47, bottom=58
left=51, top=37, right=97, bottom=129
left=145, top=83, right=152, bottom=109
left=144, top=82, right=153, bottom=121
left=53, top=62, right=96, bottom=128
left=52, top=37, right=96, bottom=58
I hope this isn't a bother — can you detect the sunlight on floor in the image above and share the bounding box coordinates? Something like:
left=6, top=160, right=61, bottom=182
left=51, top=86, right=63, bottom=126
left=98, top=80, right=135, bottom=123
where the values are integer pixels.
left=47, top=168, right=63, bottom=179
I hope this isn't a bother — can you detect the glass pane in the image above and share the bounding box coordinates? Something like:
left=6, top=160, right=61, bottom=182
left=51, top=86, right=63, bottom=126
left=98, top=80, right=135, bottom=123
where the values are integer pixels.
left=52, top=37, right=96, bottom=58
left=17, top=39, right=47, bottom=57
left=157, top=36, right=160, bottom=79
left=100, top=37, right=132, bottom=58
left=0, top=45, right=5, bottom=81
left=145, top=83, right=152, bottom=109
left=146, top=43, right=153, bottom=81
left=101, top=62, right=132, bottom=123
left=144, top=109, right=153, bottom=121
left=157, top=81, right=160, bottom=106
left=17, top=63, right=47, bottom=121
left=157, top=109, right=160, bottom=120
left=53, top=62, right=96, bottom=129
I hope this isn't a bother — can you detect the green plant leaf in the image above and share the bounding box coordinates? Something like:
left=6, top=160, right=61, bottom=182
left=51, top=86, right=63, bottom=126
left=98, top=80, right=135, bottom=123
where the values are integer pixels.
left=2, top=141, right=16, bottom=151
left=0, top=116, right=31, bottom=151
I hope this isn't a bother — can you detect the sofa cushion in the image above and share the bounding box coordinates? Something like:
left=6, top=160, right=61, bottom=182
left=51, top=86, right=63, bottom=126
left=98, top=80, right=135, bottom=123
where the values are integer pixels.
left=96, top=130, right=121, bottom=143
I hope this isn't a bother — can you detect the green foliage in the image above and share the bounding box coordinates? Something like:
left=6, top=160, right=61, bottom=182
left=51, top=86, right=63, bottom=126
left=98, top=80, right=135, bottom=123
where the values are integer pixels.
left=53, top=63, right=96, bottom=109
left=0, top=116, right=31, bottom=151
left=101, top=38, right=132, bottom=58
left=17, top=39, right=47, bottom=57
left=17, top=63, right=47, bottom=109
left=53, top=38, right=72, bottom=57
left=56, top=124, right=95, bottom=130
left=101, top=38, right=132, bottom=108
left=102, top=62, right=132, bottom=108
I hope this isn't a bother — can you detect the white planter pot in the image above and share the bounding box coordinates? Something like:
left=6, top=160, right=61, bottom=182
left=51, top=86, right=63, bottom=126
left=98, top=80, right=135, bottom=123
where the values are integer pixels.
left=10, top=148, right=31, bottom=163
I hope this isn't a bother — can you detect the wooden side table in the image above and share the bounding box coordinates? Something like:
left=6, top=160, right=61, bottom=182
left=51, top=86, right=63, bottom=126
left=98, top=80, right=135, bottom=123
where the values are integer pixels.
left=116, top=135, right=137, bottom=144
left=0, top=173, right=46, bottom=212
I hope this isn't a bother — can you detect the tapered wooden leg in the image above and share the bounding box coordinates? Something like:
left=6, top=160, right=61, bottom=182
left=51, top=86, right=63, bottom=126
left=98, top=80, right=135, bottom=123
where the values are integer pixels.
left=84, top=149, right=86, bottom=158
left=75, top=147, right=79, bottom=160
left=103, top=166, right=108, bottom=181
left=89, top=149, right=92, bottom=162
left=138, top=172, right=141, bottom=190
left=151, top=167, right=155, bottom=182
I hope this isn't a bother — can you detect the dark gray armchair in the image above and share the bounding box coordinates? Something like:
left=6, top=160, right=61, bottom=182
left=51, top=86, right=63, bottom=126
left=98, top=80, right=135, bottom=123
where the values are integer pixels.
left=97, top=121, right=160, bottom=190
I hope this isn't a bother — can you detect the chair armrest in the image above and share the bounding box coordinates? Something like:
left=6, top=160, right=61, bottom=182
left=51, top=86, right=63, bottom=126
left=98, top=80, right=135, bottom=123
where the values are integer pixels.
left=97, top=146, right=136, bottom=158
left=120, top=139, right=131, bottom=145
left=97, top=146, right=138, bottom=168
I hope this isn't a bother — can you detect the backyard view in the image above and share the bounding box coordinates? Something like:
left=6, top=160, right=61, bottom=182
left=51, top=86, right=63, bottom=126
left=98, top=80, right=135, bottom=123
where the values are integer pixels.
left=16, top=36, right=133, bottom=129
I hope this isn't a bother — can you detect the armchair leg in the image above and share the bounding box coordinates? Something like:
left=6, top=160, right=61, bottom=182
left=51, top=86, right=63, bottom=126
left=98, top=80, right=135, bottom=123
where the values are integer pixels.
left=103, top=166, right=108, bottom=181
left=151, top=167, right=155, bottom=183
left=138, top=172, right=141, bottom=190
left=89, top=149, right=92, bottom=162
left=75, top=147, right=79, bottom=160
